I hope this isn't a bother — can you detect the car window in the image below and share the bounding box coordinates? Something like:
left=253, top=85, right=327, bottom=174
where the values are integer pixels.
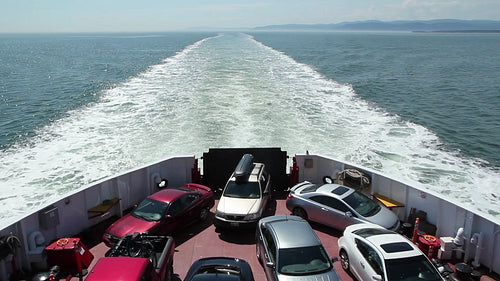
left=263, top=229, right=276, bottom=263
left=355, top=239, right=383, bottom=275
left=310, top=196, right=351, bottom=212
left=184, top=193, right=199, bottom=206
left=343, top=191, right=381, bottom=217
left=166, top=198, right=184, bottom=216
left=132, top=198, right=168, bottom=222
left=300, top=184, right=319, bottom=194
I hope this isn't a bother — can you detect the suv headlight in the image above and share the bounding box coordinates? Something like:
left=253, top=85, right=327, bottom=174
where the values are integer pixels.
left=244, top=213, right=259, bottom=220
left=215, top=210, right=224, bottom=218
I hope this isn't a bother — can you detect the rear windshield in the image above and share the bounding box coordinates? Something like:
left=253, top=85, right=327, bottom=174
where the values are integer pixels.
left=299, top=184, right=319, bottom=194
left=278, top=246, right=332, bottom=276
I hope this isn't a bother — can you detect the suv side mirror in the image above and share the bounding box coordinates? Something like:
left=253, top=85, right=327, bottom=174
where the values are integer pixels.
left=372, top=275, right=383, bottom=281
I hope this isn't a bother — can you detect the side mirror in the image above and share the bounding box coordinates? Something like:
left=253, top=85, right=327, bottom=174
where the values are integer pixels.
left=372, top=275, right=383, bottom=281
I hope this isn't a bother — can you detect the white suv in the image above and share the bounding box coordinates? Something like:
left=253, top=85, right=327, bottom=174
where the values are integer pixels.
left=214, top=154, right=271, bottom=229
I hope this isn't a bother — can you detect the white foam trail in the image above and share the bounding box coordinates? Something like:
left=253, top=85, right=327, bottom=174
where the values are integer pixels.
left=0, top=33, right=498, bottom=226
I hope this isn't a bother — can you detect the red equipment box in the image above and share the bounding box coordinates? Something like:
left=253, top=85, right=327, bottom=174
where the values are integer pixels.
left=418, top=234, right=441, bottom=259
left=45, top=237, right=94, bottom=272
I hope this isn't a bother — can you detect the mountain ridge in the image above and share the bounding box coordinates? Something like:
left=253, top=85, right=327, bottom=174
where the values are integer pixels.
left=254, top=19, right=500, bottom=31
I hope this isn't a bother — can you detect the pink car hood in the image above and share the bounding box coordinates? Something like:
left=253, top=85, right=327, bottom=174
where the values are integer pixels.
left=107, top=214, right=159, bottom=237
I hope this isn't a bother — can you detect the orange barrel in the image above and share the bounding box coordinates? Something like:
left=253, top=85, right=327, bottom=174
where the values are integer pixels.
left=418, top=234, right=441, bottom=259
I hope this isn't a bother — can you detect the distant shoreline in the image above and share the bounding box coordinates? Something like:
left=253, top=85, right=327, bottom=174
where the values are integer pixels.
left=255, top=19, right=500, bottom=32
left=413, top=30, right=500, bottom=33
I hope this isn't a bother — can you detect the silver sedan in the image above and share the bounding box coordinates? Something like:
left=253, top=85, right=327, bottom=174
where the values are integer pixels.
left=286, top=181, right=400, bottom=231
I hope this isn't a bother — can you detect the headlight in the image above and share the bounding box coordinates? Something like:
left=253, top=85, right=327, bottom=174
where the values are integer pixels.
left=244, top=213, right=259, bottom=220
left=215, top=210, right=224, bottom=218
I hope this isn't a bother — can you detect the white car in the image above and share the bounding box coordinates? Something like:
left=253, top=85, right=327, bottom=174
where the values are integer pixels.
left=214, top=154, right=271, bottom=229
left=338, top=223, right=444, bottom=281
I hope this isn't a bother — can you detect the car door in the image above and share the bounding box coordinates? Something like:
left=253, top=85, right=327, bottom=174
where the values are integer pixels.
left=180, top=192, right=201, bottom=221
left=257, top=225, right=278, bottom=281
left=162, top=193, right=199, bottom=233
left=309, top=195, right=359, bottom=229
left=350, top=238, right=383, bottom=281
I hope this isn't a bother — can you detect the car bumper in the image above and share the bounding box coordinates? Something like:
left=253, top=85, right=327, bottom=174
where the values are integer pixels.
left=213, top=216, right=258, bottom=229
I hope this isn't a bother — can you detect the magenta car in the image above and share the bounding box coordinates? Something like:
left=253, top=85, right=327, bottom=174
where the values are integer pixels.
left=103, top=183, right=214, bottom=246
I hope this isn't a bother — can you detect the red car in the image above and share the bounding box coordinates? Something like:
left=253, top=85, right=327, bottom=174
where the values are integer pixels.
left=103, top=183, right=214, bottom=246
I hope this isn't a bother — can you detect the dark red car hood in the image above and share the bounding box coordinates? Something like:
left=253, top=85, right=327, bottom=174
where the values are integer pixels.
left=106, top=213, right=159, bottom=237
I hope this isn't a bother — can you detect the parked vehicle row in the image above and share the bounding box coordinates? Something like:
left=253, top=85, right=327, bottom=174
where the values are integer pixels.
left=96, top=154, right=442, bottom=281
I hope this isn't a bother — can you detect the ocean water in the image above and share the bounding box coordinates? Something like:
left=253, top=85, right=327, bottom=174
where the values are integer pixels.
left=0, top=31, right=499, bottom=226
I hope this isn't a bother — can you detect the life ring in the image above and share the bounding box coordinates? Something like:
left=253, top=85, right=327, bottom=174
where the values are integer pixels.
left=56, top=238, right=69, bottom=247
left=422, top=234, right=436, bottom=242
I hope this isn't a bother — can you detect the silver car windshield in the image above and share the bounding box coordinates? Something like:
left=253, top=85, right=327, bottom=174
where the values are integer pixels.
left=223, top=181, right=261, bottom=198
left=132, top=198, right=168, bottom=222
left=385, top=255, right=442, bottom=281
left=343, top=191, right=381, bottom=217
left=278, top=246, right=332, bottom=276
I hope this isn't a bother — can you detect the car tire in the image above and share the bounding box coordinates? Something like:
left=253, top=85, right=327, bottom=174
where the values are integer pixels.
left=292, top=207, right=308, bottom=220
left=340, top=250, right=350, bottom=273
left=199, top=206, right=209, bottom=221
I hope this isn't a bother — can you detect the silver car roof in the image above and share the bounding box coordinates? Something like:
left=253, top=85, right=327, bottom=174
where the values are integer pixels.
left=296, top=182, right=355, bottom=199
left=261, top=215, right=321, bottom=249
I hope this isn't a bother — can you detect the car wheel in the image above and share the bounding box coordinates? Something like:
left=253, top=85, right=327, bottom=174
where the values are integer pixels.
left=292, top=207, right=308, bottom=220
left=199, top=207, right=209, bottom=221
left=340, top=250, right=350, bottom=272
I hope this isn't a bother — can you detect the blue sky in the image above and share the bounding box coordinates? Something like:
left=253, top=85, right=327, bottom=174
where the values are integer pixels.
left=1, top=0, right=499, bottom=33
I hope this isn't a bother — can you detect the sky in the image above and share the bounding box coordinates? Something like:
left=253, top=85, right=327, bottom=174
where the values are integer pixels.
left=1, top=0, right=499, bottom=33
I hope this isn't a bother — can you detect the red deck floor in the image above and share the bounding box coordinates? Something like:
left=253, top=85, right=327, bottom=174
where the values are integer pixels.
left=81, top=196, right=355, bottom=281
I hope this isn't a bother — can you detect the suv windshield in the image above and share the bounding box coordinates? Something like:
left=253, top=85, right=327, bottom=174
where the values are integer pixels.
left=343, top=191, right=381, bottom=217
left=278, top=246, right=332, bottom=276
left=223, top=181, right=261, bottom=198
